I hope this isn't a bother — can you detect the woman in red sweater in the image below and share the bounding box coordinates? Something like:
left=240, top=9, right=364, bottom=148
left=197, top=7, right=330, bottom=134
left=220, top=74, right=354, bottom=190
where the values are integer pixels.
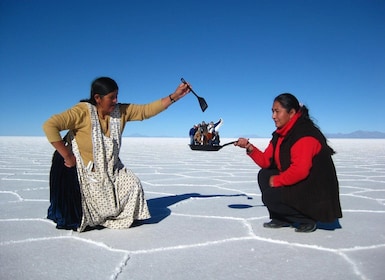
left=235, top=93, right=342, bottom=233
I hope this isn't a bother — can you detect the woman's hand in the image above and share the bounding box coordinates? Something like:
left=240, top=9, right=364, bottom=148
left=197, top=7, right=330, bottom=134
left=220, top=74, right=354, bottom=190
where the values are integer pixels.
left=51, top=140, right=77, bottom=168
left=234, top=137, right=249, bottom=148
left=163, top=82, right=191, bottom=108
left=63, top=154, right=77, bottom=168
left=172, top=82, right=191, bottom=100
left=269, top=175, right=276, bottom=187
left=235, top=137, right=254, bottom=153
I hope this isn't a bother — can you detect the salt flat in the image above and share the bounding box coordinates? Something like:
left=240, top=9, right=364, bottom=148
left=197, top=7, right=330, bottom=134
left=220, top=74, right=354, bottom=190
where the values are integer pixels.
left=0, top=137, right=384, bottom=280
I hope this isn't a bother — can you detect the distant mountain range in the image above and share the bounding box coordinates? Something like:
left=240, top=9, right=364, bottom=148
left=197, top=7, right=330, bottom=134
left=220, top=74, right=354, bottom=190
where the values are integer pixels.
left=325, top=130, right=385, bottom=139
left=125, top=130, right=385, bottom=139
left=240, top=131, right=385, bottom=139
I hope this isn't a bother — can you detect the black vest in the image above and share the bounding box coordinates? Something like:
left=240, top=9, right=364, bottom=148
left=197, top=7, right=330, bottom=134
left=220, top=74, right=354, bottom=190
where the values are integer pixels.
left=269, top=116, right=342, bottom=222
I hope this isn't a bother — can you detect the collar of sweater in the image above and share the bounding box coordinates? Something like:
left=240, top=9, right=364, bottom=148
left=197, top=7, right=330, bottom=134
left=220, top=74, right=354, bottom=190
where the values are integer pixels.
left=276, top=111, right=301, bottom=137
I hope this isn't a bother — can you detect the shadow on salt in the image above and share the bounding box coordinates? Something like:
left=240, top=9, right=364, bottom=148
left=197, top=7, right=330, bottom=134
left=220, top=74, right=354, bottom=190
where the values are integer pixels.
left=137, top=193, right=251, bottom=225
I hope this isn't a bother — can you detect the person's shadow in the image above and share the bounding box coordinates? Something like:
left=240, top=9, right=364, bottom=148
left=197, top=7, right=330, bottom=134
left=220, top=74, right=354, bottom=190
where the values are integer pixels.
left=135, top=193, right=342, bottom=231
left=138, top=193, right=247, bottom=225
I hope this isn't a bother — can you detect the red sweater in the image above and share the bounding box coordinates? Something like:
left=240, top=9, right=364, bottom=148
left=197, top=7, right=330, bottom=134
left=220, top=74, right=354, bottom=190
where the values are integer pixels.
left=248, top=112, right=321, bottom=187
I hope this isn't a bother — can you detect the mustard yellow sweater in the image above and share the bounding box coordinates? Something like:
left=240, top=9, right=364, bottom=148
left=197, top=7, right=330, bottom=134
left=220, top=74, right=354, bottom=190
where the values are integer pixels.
left=43, top=100, right=165, bottom=164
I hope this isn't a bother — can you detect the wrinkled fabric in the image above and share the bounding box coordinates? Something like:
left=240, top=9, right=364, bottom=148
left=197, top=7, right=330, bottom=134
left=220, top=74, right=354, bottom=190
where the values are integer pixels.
left=47, top=150, right=82, bottom=230
left=47, top=103, right=151, bottom=232
left=72, top=104, right=150, bottom=232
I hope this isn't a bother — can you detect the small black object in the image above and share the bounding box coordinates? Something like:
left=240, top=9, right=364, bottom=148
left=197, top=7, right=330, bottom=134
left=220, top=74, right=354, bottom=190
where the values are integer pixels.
left=189, top=141, right=236, bottom=151
left=181, top=77, right=208, bottom=112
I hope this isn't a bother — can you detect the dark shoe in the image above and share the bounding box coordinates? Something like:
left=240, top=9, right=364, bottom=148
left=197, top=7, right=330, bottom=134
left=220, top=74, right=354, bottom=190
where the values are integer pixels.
left=295, top=223, right=317, bottom=233
left=263, top=219, right=290, bottom=229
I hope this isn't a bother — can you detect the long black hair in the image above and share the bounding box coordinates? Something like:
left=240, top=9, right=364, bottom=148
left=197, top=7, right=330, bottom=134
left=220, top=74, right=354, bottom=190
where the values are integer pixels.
left=274, top=93, right=311, bottom=120
left=80, top=77, right=119, bottom=105
left=274, top=93, right=335, bottom=154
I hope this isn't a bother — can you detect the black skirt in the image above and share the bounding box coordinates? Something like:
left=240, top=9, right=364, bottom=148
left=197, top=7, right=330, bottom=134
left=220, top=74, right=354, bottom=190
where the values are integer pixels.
left=47, top=150, right=82, bottom=230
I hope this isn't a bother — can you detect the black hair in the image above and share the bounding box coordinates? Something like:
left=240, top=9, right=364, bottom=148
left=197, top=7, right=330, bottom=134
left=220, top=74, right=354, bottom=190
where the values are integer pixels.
left=274, top=93, right=310, bottom=120
left=80, top=77, right=119, bottom=105
left=274, top=93, right=335, bottom=154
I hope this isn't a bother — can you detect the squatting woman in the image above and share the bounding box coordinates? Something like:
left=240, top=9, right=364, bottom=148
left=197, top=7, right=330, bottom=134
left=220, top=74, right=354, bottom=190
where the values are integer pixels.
left=235, top=93, right=342, bottom=233
left=43, top=77, right=190, bottom=231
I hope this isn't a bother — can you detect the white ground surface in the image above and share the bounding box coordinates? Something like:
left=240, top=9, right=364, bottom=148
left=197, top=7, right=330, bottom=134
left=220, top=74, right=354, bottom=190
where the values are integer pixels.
left=0, top=137, right=384, bottom=280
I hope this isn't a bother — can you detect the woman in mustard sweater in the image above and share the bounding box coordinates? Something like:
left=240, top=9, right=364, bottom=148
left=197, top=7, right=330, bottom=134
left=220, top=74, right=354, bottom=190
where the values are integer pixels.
left=43, top=77, right=190, bottom=231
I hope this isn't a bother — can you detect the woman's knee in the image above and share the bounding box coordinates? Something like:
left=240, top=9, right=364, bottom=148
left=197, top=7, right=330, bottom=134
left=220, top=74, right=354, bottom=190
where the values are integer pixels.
left=258, top=169, right=278, bottom=190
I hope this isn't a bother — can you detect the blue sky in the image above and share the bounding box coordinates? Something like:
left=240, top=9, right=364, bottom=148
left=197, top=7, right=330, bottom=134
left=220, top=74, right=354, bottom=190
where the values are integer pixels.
left=1, top=0, right=384, bottom=138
